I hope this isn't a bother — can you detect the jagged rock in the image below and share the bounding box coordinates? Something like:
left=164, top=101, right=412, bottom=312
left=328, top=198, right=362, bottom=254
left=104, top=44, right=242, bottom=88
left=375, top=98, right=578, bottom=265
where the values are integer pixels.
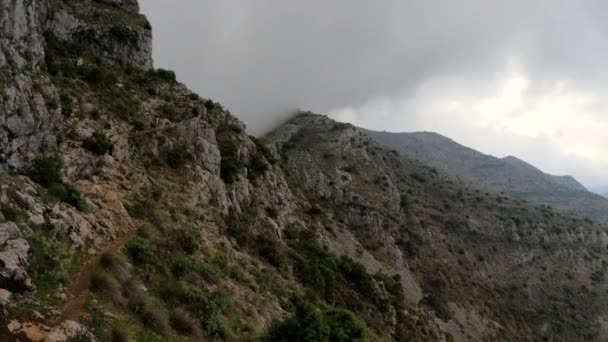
left=7, top=320, right=96, bottom=342
left=13, top=322, right=45, bottom=342
left=0, top=288, right=12, bottom=306
left=0, top=222, right=33, bottom=292
left=45, top=320, right=96, bottom=342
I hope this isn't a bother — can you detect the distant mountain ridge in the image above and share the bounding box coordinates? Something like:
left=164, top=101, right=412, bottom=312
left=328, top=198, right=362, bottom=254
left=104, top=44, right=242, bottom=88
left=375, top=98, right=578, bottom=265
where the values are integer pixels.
left=363, top=129, right=608, bottom=222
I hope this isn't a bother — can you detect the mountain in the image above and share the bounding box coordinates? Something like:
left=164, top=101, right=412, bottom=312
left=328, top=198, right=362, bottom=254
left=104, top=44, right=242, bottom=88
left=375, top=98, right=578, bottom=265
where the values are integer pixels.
left=2, top=0, right=608, bottom=341
left=364, top=130, right=608, bottom=223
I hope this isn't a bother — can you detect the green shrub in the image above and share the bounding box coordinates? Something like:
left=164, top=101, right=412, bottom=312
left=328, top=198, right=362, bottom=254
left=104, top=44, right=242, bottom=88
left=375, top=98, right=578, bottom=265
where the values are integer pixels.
left=29, top=231, right=74, bottom=292
left=110, top=324, right=132, bottom=342
left=82, top=65, right=117, bottom=87
left=254, top=233, right=287, bottom=268
left=170, top=256, right=196, bottom=278
left=325, top=308, right=367, bottom=342
left=82, top=130, right=113, bottom=155
left=203, top=315, right=229, bottom=339
left=204, top=99, right=215, bottom=112
left=147, top=68, right=176, bottom=82
left=262, top=299, right=367, bottom=342
left=128, top=293, right=170, bottom=335
left=99, top=252, right=132, bottom=283
left=1, top=204, right=25, bottom=222
left=216, top=124, right=243, bottom=183
left=136, top=223, right=158, bottom=239
left=159, top=281, right=208, bottom=306
left=177, top=228, right=201, bottom=254
left=60, top=92, right=73, bottom=117
left=108, top=26, right=138, bottom=44
left=265, top=207, right=279, bottom=219
left=219, top=143, right=241, bottom=183
left=29, top=154, right=63, bottom=186
left=29, top=155, right=87, bottom=210
left=251, top=136, right=276, bottom=164
left=197, top=263, right=220, bottom=284
left=170, top=309, right=197, bottom=335
left=165, top=144, right=190, bottom=168
left=47, top=182, right=88, bottom=211
left=127, top=197, right=156, bottom=219
left=247, top=153, right=268, bottom=181
left=192, top=292, right=231, bottom=339
left=91, top=270, right=123, bottom=305
left=125, top=237, right=157, bottom=265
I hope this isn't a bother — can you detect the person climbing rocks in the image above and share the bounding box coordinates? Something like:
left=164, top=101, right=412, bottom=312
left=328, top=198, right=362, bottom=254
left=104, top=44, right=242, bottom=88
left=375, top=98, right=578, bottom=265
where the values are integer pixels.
left=155, top=115, right=160, bottom=127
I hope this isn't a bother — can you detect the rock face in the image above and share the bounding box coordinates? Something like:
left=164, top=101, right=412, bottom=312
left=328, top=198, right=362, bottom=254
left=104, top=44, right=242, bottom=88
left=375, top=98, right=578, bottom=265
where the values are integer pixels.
left=364, top=129, right=608, bottom=223
left=49, top=7, right=153, bottom=69
left=0, top=222, right=32, bottom=292
left=0, top=0, right=60, bottom=171
left=0, top=0, right=153, bottom=173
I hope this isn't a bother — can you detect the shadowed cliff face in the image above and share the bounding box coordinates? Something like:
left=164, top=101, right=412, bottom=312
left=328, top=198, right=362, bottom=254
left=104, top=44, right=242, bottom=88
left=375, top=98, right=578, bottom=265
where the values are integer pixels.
left=364, top=129, right=608, bottom=223
left=2, top=1, right=608, bottom=341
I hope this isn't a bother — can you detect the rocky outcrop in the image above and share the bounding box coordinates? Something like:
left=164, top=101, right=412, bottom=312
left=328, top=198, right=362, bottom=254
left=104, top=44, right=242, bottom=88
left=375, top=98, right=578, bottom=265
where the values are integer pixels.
left=48, top=1, right=153, bottom=70
left=8, top=320, right=95, bottom=342
left=0, top=0, right=60, bottom=171
left=0, top=222, right=32, bottom=293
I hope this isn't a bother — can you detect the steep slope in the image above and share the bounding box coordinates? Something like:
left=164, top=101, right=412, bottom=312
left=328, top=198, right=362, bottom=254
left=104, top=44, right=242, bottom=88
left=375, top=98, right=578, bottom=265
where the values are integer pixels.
left=267, top=113, right=608, bottom=341
left=364, top=130, right=608, bottom=222
left=2, top=1, right=608, bottom=341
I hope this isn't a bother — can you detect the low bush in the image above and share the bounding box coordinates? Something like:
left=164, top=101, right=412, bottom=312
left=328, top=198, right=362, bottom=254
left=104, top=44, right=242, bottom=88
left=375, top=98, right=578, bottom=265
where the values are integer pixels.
left=60, top=92, right=73, bottom=117
left=262, top=299, right=367, bottom=342
left=47, top=182, right=88, bottom=211
left=125, top=237, right=157, bottom=266
left=159, top=281, right=208, bottom=306
left=170, top=309, right=198, bottom=335
left=170, top=256, right=196, bottom=278
left=91, top=270, right=123, bottom=305
left=128, top=294, right=170, bottom=335
left=165, top=144, right=190, bottom=169
left=110, top=324, right=132, bottom=342
left=127, top=197, right=156, bottom=219
left=99, top=252, right=132, bottom=283
left=29, top=154, right=63, bottom=186
left=82, top=131, right=113, bottom=155
left=254, top=233, right=287, bottom=268
left=265, top=207, right=279, bottom=219
left=29, top=155, right=87, bottom=210
left=216, top=124, right=243, bottom=184
left=177, top=228, right=201, bottom=254
left=29, top=231, right=74, bottom=292
left=147, top=68, right=176, bottom=82
left=108, top=26, right=138, bottom=44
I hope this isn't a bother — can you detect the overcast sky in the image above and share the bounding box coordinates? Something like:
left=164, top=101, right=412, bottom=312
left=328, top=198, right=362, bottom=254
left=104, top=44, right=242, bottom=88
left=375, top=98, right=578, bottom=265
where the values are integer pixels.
left=139, top=0, right=608, bottom=193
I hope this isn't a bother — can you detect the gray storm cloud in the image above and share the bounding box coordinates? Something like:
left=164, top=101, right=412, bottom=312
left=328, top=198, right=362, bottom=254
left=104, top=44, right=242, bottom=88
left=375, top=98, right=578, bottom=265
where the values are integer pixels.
left=139, top=0, right=608, bottom=190
left=139, top=0, right=605, bottom=130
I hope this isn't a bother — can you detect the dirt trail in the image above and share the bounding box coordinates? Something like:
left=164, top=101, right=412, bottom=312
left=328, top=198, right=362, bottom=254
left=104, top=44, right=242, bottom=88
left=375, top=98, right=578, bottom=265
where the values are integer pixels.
left=53, top=225, right=139, bottom=325
left=50, top=121, right=186, bottom=325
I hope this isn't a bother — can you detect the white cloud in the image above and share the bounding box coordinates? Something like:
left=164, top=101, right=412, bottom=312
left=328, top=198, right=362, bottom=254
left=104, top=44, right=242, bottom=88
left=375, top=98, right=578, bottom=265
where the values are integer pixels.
left=331, top=72, right=608, bottom=190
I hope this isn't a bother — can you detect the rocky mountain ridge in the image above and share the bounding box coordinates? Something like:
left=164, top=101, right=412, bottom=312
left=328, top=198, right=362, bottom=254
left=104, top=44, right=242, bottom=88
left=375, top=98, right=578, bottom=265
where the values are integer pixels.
left=364, top=129, right=608, bottom=223
left=1, top=0, right=608, bottom=341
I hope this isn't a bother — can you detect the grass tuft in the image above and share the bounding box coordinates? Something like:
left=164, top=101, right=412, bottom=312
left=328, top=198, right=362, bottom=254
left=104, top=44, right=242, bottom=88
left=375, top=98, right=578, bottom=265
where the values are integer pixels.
left=99, top=252, right=132, bottom=284
left=90, top=270, right=123, bottom=305
left=169, top=308, right=198, bottom=336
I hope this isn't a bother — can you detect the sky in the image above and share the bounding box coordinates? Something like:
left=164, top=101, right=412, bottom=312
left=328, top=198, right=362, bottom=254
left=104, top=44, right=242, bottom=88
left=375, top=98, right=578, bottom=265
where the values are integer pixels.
left=139, top=0, right=608, bottom=193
